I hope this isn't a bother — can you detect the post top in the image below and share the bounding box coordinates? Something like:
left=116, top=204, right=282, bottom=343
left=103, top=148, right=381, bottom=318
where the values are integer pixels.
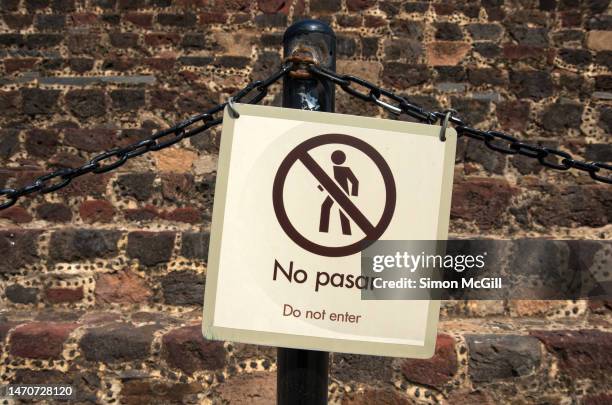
left=283, top=19, right=336, bottom=42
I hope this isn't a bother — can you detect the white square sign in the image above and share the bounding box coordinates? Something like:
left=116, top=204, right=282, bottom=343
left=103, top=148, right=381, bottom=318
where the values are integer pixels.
left=203, top=104, right=456, bottom=358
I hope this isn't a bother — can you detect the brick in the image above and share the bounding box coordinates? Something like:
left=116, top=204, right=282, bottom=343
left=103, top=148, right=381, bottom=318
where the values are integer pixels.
left=510, top=70, right=553, bottom=99
left=127, top=232, right=175, bottom=266
left=66, top=90, right=107, bottom=119
left=585, top=144, right=612, bottom=162
left=467, top=23, right=503, bottom=40
left=383, top=62, right=431, bottom=88
left=157, top=13, right=196, bottom=27
left=363, top=15, right=387, bottom=28
left=51, top=0, right=76, bottom=9
left=144, top=57, right=175, bottom=71
left=0, top=33, right=23, bottom=47
left=383, top=38, right=422, bottom=62
left=333, top=353, right=393, bottom=384
left=497, top=100, right=530, bottom=133
left=559, top=48, right=593, bottom=66
left=446, top=389, right=494, bottom=405
left=0, top=207, right=33, bottom=224
left=254, top=13, right=286, bottom=28
left=232, top=343, right=276, bottom=361
left=95, top=270, right=152, bottom=304
left=529, top=185, right=611, bottom=228
left=110, top=89, right=145, bottom=111
left=35, top=14, right=65, bottom=30
left=154, top=148, right=197, bottom=172
left=215, top=372, right=276, bottom=404
left=201, top=11, right=229, bottom=24
left=599, top=106, right=612, bottom=132
left=25, top=129, right=59, bottom=158
left=117, top=172, right=156, bottom=201
left=63, top=128, right=116, bottom=152
left=0, top=129, right=19, bottom=159
left=258, top=0, right=292, bottom=14
left=213, top=55, right=250, bottom=69
left=400, top=334, right=457, bottom=390
left=109, top=32, right=138, bottom=48
left=435, top=22, right=463, bottom=40
left=541, top=100, right=583, bottom=131
left=5, top=284, right=39, bottom=304
left=0, top=230, right=40, bottom=274
left=508, top=26, right=549, bottom=47
left=25, top=33, right=63, bottom=48
left=595, top=75, right=612, bottom=91
left=72, top=12, right=99, bottom=25
left=586, top=31, right=612, bottom=51
left=346, top=0, right=376, bottom=11
left=467, top=68, right=507, bottom=86
left=451, top=178, right=518, bottom=229
left=531, top=330, right=612, bottom=380
left=180, top=33, right=208, bottom=49
left=4, top=13, right=34, bottom=31
left=79, top=200, right=115, bottom=223
left=340, top=388, right=414, bottom=405
left=4, top=58, right=37, bottom=74
left=36, top=203, right=73, bottom=222
left=310, top=0, right=341, bottom=13
left=68, top=58, right=94, bottom=73
left=434, top=68, right=465, bottom=86
left=10, top=322, right=77, bottom=359
left=473, top=42, right=500, bottom=58
left=389, top=19, right=424, bottom=40
left=467, top=334, right=541, bottom=383
left=160, top=271, right=204, bottom=306
left=49, top=229, right=120, bottom=262
left=125, top=12, right=153, bottom=28
left=124, top=206, right=159, bottom=221
left=337, top=35, right=358, bottom=58
left=80, top=323, right=159, bottom=362
left=0, top=91, right=20, bottom=116
left=450, top=97, right=490, bottom=125
left=180, top=232, right=210, bottom=262
left=45, top=287, right=83, bottom=303
left=162, top=207, right=202, bottom=224
left=67, top=33, right=101, bottom=55
left=11, top=369, right=99, bottom=403
left=162, top=325, right=226, bottom=374
left=1, top=0, right=20, bottom=10
left=21, top=88, right=60, bottom=115
left=427, top=41, right=471, bottom=66
left=121, top=380, right=202, bottom=405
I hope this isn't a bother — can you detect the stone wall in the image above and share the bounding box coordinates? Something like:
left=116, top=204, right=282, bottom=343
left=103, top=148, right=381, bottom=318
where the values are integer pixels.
left=0, top=0, right=611, bottom=404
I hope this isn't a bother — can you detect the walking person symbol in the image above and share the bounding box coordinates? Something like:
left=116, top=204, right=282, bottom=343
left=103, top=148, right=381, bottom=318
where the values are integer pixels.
left=319, top=150, right=359, bottom=235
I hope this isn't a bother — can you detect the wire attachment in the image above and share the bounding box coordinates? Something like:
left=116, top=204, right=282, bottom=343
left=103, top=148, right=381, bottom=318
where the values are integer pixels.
left=227, top=97, right=240, bottom=119
left=438, top=109, right=456, bottom=142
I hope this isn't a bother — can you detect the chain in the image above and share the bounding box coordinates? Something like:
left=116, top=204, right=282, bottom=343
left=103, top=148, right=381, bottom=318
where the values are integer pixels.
left=1, top=60, right=609, bottom=210
left=308, top=64, right=612, bottom=185
left=0, top=63, right=294, bottom=210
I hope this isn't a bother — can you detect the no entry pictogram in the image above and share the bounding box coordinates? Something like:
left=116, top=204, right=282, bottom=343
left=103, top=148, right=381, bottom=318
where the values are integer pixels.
left=273, top=134, right=396, bottom=257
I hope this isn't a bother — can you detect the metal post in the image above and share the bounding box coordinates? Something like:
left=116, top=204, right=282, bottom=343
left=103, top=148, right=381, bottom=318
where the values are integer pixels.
left=278, top=19, right=336, bottom=405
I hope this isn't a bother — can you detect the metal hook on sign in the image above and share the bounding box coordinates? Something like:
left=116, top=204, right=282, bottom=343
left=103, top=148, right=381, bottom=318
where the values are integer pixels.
left=438, top=109, right=456, bottom=142
left=227, top=97, right=240, bottom=119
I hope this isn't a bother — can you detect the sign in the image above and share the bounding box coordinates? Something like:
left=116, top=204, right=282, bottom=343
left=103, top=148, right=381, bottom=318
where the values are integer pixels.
left=203, top=104, right=457, bottom=358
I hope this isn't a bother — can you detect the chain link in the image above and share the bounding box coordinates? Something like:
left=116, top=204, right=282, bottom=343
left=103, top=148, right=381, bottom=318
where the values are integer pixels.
left=0, top=63, right=294, bottom=210
left=1, top=60, right=609, bottom=210
left=307, top=64, right=611, bottom=185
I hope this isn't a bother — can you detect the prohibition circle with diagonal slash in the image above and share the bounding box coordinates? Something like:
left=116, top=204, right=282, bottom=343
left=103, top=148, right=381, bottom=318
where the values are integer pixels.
left=273, top=134, right=396, bottom=257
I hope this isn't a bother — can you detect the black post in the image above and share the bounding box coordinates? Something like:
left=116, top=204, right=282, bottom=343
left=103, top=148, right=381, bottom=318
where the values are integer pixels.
left=278, top=19, right=335, bottom=405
